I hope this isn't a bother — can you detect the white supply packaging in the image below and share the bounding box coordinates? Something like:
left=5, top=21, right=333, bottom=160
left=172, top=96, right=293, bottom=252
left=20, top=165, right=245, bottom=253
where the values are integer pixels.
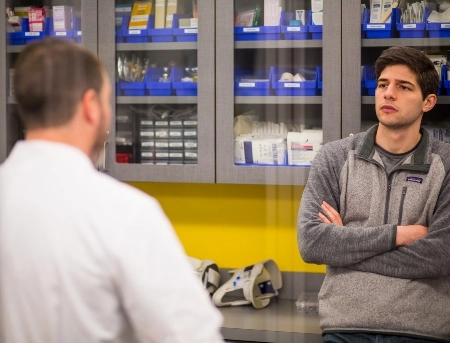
left=264, top=0, right=285, bottom=26
left=53, top=6, right=73, bottom=31
left=312, top=12, right=323, bottom=25
left=370, top=0, right=383, bottom=23
left=311, top=0, right=323, bottom=13
left=295, top=10, right=306, bottom=25
left=234, top=134, right=287, bottom=165
left=381, top=0, right=393, bottom=23
left=287, top=130, right=323, bottom=166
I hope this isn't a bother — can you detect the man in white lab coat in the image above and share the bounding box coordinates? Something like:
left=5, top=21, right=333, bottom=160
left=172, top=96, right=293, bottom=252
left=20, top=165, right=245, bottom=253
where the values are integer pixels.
left=0, top=38, right=224, bottom=343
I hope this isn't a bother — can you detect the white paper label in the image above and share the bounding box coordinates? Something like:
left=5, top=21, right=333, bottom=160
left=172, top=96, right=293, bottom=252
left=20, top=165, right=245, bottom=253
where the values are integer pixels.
left=441, top=24, right=450, bottom=29
left=140, top=131, right=154, bottom=136
left=403, top=24, right=416, bottom=29
left=141, top=121, right=153, bottom=125
left=287, top=27, right=301, bottom=32
left=284, top=83, right=300, bottom=88
left=239, top=83, right=256, bottom=87
left=128, top=29, right=141, bottom=34
left=55, top=31, right=67, bottom=36
left=169, top=132, right=182, bottom=137
left=184, top=29, right=197, bottom=33
left=141, top=152, right=154, bottom=157
left=77, top=31, right=82, bottom=36
left=141, top=142, right=154, bottom=147
left=156, top=153, right=169, bottom=158
left=25, top=32, right=40, bottom=36
left=367, top=24, right=385, bottom=29
left=243, top=27, right=260, bottom=32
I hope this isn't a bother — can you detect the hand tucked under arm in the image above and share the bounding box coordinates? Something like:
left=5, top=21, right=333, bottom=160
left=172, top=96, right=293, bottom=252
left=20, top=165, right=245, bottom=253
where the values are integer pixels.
left=396, top=225, right=428, bottom=246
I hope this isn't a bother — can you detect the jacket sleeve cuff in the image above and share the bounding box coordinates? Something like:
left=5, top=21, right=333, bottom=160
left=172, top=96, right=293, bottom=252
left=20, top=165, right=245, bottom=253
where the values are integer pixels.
left=391, top=225, right=397, bottom=249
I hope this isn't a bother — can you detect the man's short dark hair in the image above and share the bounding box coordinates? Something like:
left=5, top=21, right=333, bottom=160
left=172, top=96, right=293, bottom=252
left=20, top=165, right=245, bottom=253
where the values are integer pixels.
left=14, top=38, right=105, bottom=130
left=375, top=46, right=440, bottom=99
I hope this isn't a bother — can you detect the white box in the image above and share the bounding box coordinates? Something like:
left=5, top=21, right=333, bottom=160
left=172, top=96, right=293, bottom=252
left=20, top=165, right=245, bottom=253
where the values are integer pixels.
left=295, top=10, right=306, bottom=26
left=381, top=0, right=393, bottom=23
left=370, top=0, right=383, bottom=23
left=53, top=6, right=73, bottom=31
left=264, top=0, right=284, bottom=26
left=234, top=135, right=287, bottom=165
left=311, top=0, right=323, bottom=13
left=287, top=131, right=323, bottom=166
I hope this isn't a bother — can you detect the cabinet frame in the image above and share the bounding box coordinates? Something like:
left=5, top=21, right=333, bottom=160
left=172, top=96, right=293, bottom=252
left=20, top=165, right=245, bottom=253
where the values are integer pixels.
left=98, top=0, right=216, bottom=183
left=215, top=0, right=342, bottom=185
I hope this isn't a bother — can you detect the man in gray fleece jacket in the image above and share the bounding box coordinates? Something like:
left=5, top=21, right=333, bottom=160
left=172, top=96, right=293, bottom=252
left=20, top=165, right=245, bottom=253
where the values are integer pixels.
left=298, top=46, right=450, bottom=343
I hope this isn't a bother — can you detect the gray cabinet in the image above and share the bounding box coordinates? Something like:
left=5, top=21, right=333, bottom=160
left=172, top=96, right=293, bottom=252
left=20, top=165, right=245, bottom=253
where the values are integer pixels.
left=0, top=0, right=98, bottom=162
left=98, top=0, right=215, bottom=183
left=342, top=0, right=450, bottom=138
left=215, top=0, right=342, bottom=185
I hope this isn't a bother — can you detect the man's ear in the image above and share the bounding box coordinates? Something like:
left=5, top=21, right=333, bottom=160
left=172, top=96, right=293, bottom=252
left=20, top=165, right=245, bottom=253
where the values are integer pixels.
left=81, top=89, right=99, bottom=124
left=423, top=93, right=437, bottom=113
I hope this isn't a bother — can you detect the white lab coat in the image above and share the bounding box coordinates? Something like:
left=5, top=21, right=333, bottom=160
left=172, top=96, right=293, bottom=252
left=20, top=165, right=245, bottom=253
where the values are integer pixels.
left=0, top=140, right=224, bottom=343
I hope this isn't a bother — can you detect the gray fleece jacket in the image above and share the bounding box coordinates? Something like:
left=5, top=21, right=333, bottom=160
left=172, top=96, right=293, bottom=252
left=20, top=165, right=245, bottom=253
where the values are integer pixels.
left=298, top=125, right=450, bottom=342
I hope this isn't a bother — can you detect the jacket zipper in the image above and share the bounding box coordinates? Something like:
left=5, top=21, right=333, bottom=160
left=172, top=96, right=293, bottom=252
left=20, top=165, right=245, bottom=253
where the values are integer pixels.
left=398, top=186, right=407, bottom=225
left=383, top=175, right=392, bottom=224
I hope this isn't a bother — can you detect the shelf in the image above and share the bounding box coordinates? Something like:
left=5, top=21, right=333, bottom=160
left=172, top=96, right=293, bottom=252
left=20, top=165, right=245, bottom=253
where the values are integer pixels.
left=362, top=37, right=450, bottom=48
left=116, top=96, right=197, bottom=104
left=220, top=298, right=321, bottom=343
left=362, top=95, right=450, bottom=105
left=235, top=40, right=322, bottom=49
left=6, top=45, right=24, bottom=53
left=235, top=96, right=322, bottom=105
left=116, top=42, right=197, bottom=51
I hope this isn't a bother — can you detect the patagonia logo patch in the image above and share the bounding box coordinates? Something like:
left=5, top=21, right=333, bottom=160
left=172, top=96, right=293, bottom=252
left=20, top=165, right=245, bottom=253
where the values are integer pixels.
left=406, top=176, right=423, bottom=184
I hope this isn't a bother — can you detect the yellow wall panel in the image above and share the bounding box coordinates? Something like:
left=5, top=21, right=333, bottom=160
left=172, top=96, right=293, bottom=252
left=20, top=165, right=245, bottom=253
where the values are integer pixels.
left=128, top=182, right=326, bottom=274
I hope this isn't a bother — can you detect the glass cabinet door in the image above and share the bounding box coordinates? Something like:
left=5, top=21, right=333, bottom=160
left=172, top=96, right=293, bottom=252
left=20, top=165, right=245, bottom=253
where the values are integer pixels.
left=0, top=0, right=97, bottom=163
left=342, top=0, right=450, bottom=138
left=98, top=0, right=215, bottom=183
left=216, top=0, right=342, bottom=185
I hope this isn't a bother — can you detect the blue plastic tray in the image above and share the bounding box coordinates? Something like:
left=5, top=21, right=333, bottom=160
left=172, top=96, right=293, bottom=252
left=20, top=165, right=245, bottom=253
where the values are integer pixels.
left=172, top=14, right=197, bottom=42
left=396, top=7, right=428, bottom=38
left=234, top=68, right=272, bottom=96
left=234, top=25, right=280, bottom=41
left=8, top=17, right=51, bottom=45
left=171, top=67, right=198, bottom=96
left=362, top=7, right=398, bottom=38
left=426, top=22, right=450, bottom=38
left=280, top=11, right=309, bottom=40
left=308, top=11, right=323, bottom=40
left=120, top=15, right=153, bottom=43
left=362, top=65, right=376, bottom=95
left=145, top=68, right=173, bottom=96
left=120, top=80, right=146, bottom=96
left=271, top=67, right=319, bottom=96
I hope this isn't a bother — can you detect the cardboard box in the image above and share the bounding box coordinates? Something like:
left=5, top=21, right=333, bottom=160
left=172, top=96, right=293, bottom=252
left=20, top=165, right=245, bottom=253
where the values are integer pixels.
left=311, top=0, right=323, bottom=13
left=154, top=0, right=166, bottom=28
left=28, top=7, right=46, bottom=32
left=53, top=6, right=73, bottom=31
left=264, top=0, right=285, bottom=26
left=129, top=1, right=152, bottom=30
left=166, top=0, right=185, bottom=28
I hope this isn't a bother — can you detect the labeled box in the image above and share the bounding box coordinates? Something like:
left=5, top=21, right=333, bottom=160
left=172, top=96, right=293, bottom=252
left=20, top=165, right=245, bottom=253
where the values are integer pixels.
left=264, top=0, right=285, bottom=26
left=129, top=1, right=152, bottom=30
left=154, top=0, right=166, bottom=28
left=53, top=6, right=73, bottom=31
left=166, top=0, right=185, bottom=28
left=28, top=7, right=46, bottom=32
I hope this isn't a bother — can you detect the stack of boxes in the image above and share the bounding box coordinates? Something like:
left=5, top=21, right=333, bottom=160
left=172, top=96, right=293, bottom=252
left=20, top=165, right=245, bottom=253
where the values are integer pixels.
left=140, top=116, right=198, bottom=164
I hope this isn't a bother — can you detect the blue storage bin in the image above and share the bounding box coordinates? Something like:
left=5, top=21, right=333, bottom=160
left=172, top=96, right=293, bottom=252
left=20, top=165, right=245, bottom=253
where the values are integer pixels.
left=8, top=17, right=51, bottom=45
left=234, top=11, right=281, bottom=41
left=50, top=16, right=80, bottom=42
left=173, top=14, right=197, bottom=42
left=271, top=67, right=319, bottom=96
left=148, top=15, right=173, bottom=42
left=363, top=65, right=376, bottom=96
left=317, top=66, right=323, bottom=95
left=234, top=68, right=272, bottom=96
left=120, top=80, right=146, bottom=96
left=426, top=21, right=450, bottom=38
left=74, top=17, right=82, bottom=43
left=145, top=68, right=173, bottom=96
left=362, top=7, right=398, bottom=38
left=120, top=15, right=153, bottom=43
left=396, top=7, right=428, bottom=38
left=308, top=11, right=322, bottom=40
left=171, top=67, right=198, bottom=96
left=281, top=11, right=309, bottom=40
